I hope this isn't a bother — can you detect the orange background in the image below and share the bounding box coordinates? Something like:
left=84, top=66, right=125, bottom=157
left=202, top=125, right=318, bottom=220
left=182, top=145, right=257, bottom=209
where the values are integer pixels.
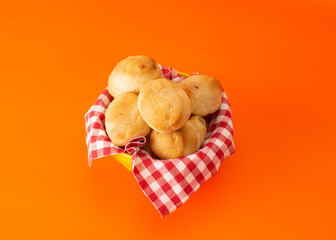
left=1, top=0, right=335, bottom=239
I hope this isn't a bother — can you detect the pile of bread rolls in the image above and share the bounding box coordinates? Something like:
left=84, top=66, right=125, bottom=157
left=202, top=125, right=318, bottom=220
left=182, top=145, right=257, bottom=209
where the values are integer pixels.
left=105, top=55, right=222, bottom=159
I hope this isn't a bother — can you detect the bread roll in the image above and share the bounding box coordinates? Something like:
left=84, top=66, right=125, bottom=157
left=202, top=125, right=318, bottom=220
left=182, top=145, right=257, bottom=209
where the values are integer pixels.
left=105, top=93, right=151, bottom=146
left=180, top=116, right=207, bottom=156
left=179, top=74, right=222, bottom=116
left=108, top=55, right=162, bottom=98
left=138, top=78, right=192, bottom=133
left=150, top=130, right=184, bottom=159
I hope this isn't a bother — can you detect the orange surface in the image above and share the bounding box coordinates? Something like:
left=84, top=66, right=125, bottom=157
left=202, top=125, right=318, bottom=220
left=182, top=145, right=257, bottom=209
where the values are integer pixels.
left=1, top=0, right=335, bottom=239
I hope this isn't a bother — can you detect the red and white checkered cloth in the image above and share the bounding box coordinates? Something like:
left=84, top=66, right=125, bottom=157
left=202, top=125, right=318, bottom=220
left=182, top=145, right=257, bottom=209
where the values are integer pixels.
left=85, top=65, right=235, bottom=217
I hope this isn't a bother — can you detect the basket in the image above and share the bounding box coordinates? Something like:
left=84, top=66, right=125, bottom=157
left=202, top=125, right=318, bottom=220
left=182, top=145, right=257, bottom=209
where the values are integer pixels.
left=85, top=65, right=234, bottom=216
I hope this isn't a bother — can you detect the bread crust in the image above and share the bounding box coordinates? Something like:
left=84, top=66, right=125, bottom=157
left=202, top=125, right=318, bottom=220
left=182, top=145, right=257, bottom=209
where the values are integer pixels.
left=179, top=74, right=222, bottom=116
left=105, top=93, right=151, bottom=146
left=150, top=130, right=184, bottom=159
left=138, top=78, right=192, bottom=133
left=108, top=55, right=162, bottom=98
left=180, top=116, right=207, bottom=156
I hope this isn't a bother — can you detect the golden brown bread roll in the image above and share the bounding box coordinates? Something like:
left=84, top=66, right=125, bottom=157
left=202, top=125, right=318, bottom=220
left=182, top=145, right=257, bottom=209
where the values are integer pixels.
left=150, top=130, right=184, bottom=159
left=105, top=93, right=151, bottom=146
left=179, top=74, right=222, bottom=116
left=108, top=55, right=162, bottom=98
left=150, top=116, right=207, bottom=159
left=180, top=116, right=207, bottom=156
left=138, top=78, right=192, bottom=133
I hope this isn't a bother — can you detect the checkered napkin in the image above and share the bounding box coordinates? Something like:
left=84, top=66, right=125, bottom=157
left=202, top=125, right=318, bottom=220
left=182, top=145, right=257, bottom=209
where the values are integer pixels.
left=85, top=65, right=235, bottom=217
